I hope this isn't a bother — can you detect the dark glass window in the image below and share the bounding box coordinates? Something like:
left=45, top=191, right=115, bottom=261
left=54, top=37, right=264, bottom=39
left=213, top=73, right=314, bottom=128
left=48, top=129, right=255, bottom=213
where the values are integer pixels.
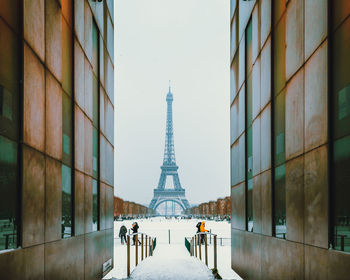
left=274, top=164, right=286, bottom=238
left=92, top=21, right=100, bottom=231
left=92, top=179, right=98, bottom=231
left=0, top=14, right=20, bottom=250
left=62, top=164, right=72, bottom=238
left=245, top=20, right=253, bottom=231
left=331, top=15, right=350, bottom=252
left=61, top=0, right=74, bottom=238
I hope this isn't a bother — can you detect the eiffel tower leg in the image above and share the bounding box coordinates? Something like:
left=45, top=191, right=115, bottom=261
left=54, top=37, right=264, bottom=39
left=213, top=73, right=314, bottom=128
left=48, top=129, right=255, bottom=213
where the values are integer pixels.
left=173, top=174, right=182, bottom=190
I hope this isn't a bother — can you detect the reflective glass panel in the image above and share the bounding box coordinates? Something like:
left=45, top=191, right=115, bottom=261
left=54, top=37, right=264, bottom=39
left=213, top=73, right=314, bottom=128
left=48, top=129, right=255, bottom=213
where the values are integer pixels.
left=62, top=164, right=72, bottom=238
left=0, top=135, right=18, bottom=250
left=274, top=91, right=285, bottom=166
left=274, top=164, right=286, bottom=238
left=62, top=92, right=72, bottom=166
left=93, top=128, right=98, bottom=178
left=92, top=179, right=98, bottom=231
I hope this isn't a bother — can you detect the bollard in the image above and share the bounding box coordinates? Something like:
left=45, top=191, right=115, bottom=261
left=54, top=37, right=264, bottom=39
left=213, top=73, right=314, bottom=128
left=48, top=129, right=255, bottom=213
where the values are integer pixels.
left=145, top=235, right=148, bottom=258
left=149, top=237, right=151, bottom=256
left=195, top=235, right=198, bottom=257
left=141, top=234, right=144, bottom=261
left=210, top=229, right=212, bottom=244
left=198, top=234, right=202, bottom=260
left=220, top=237, right=222, bottom=246
left=168, top=229, right=171, bottom=244
left=127, top=235, right=130, bottom=277
left=205, top=234, right=208, bottom=266
left=214, top=235, right=217, bottom=270
left=135, top=234, right=138, bottom=266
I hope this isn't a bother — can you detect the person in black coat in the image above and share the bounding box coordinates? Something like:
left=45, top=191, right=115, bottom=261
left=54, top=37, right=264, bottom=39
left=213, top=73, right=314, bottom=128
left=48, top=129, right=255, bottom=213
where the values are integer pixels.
left=119, top=225, right=127, bottom=245
left=131, top=222, right=139, bottom=245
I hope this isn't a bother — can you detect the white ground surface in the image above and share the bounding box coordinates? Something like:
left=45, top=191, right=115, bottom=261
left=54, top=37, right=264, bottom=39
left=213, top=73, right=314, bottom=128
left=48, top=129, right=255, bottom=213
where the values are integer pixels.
left=104, top=218, right=243, bottom=280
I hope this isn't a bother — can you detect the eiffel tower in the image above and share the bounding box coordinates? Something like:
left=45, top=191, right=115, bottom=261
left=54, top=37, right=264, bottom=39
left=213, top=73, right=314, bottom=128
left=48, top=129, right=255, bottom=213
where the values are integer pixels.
left=149, top=84, right=190, bottom=215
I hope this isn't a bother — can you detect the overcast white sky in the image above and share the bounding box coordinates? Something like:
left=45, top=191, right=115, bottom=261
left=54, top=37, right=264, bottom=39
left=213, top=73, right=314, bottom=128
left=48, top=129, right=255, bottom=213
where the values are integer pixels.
left=114, top=0, right=230, bottom=206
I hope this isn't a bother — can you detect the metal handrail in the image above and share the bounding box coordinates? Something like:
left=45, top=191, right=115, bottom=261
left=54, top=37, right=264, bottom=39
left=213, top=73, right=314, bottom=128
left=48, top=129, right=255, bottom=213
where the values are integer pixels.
left=126, top=232, right=155, bottom=277
left=189, top=232, right=218, bottom=271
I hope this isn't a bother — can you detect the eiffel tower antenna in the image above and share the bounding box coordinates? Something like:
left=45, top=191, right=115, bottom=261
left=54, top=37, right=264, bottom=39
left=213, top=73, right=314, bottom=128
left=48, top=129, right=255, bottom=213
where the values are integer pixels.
left=149, top=84, right=190, bottom=215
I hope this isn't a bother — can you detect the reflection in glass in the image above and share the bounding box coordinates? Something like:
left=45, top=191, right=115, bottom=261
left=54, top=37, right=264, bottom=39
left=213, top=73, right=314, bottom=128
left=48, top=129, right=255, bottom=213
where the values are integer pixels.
left=274, top=164, right=286, bottom=239
left=62, top=164, right=72, bottom=238
left=62, top=92, right=72, bottom=166
left=247, top=179, right=253, bottom=232
left=92, top=179, right=98, bottom=231
left=93, top=128, right=98, bottom=178
left=0, top=136, right=18, bottom=250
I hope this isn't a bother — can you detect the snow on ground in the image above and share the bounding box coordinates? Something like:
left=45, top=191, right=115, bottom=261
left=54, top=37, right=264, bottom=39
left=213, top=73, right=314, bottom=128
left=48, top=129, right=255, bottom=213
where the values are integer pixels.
left=104, top=217, right=243, bottom=280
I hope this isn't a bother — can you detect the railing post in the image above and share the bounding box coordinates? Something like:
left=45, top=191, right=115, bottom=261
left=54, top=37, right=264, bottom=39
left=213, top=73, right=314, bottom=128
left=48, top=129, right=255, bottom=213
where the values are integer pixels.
left=214, top=235, right=217, bottom=271
left=150, top=238, right=153, bottom=256
left=198, top=234, right=202, bottom=260
left=135, top=234, right=139, bottom=266
left=149, top=237, right=151, bottom=256
left=127, top=235, right=130, bottom=277
left=141, top=234, right=144, bottom=260
left=168, top=229, right=170, bottom=244
left=210, top=229, right=212, bottom=244
left=205, top=234, right=208, bottom=266
left=145, top=235, right=148, bottom=258
left=195, top=235, right=197, bottom=257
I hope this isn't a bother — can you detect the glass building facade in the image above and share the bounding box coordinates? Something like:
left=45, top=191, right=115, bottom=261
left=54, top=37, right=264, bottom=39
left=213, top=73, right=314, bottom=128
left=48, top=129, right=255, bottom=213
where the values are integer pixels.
left=0, top=0, right=114, bottom=278
left=230, top=0, right=350, bottom=279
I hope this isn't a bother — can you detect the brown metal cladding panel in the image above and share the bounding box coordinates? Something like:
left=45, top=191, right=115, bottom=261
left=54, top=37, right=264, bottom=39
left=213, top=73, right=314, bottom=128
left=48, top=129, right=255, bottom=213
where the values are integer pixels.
left=261, top=236, right=288, bottom=280
left=231, top=228, right=244, bottom=278
left=105, top=185, right=114, bottom=229
left=0, top=1, right=20, bottom=33
left=252, top=5, right=260, bottom=64
left=99, top=183, right=106, bottom=231
left=285, top=241, right=304, bottom=279
left=23, top=0, right=45, bottom=61
left=84, top=57, right=93, bottom=121
left=100, top=87, right=106, bottom=136
left=105, top=55, right=114, bottom=104
left=22, top=146, right=45, bottom=247
left=244, top=233, right=262, bottom=280
left=285, top=68, right=304, bottom=160
left=84, top=0, right=93, bottom=63
left=45, top=157, right=62, bottom=242
left=46, top=71, right=62, bottom=160
left=304, top=245, right=328, bottom=280
left=238, top=85, right=246, bottom=137
left=74, top=0, right=84, bottom=46
left=304, top=145, right=329, bottom=248
left=105, top=98, right=114, bottom=145
left=84, top=175, right=93, bottom=233
left=252, top=57, right=261, bottom=121
left=74, top=39, right=85, bottom=110
left=45, top=236, right=84, bottom=280
left=75, top=170, right=85, bottom=236
left=106, top=13, right=114, bottom=61
left=260, top=38, right=271, bottom=109
left=286, top=156, right=304, bottom=243
left=304, top=41, right=328, bottom=152
left=75, top=105, right=85, bottom=172
left=84, top=116, right=93, bottom=176
left=84, top=231, right=105, bottom=280
left=260, top=105, right=271, bottom=172
left=62, top=0, right=73, bottom=27
left=231, top=182, right=245, bottom=230
left=285, top=0, right=304, bottom=80
left=238, top=39, right=245, bottom=91
left=305, top=0, right=327, bottom=60
left=260, top=0, right=271, bottom=47
left=260, top=170, right=272, bottom=236
left=273, top=14, right=286, bottom=96
left=45, top=0, right=62, bottom=82
left=253, top=117, right=261, bottom=176
left=327, top=250, right=350, bottom=280
left=23, top=44, right=45, bottom=152
left=105, top=228, right=114, bottom=267
left=238, top=0, right=255, bottom=41
left=332, top=0, right=350, bottom=30
left=231, top=97, right=239, bottom=144
left=253, top=175, right=262, bottom=234
left=273, top=0, right=286, bottom=26
left=99, top=35, right=105, bottom=86
left=231, top=53, right=239, bottom=101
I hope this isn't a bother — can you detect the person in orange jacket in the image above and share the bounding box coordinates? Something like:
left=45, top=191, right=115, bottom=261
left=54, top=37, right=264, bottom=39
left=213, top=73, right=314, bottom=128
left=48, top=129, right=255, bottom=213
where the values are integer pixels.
left=199, top=221, right=208, bottom=244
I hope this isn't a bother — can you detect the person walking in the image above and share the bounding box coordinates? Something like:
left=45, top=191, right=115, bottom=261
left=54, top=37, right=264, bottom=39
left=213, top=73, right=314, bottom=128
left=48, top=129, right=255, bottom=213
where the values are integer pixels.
left=119, top=224, right=127, bottom=245
left=131, top=222, right=140, bottom=245
left=199, top=221, right=208, bottom=244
